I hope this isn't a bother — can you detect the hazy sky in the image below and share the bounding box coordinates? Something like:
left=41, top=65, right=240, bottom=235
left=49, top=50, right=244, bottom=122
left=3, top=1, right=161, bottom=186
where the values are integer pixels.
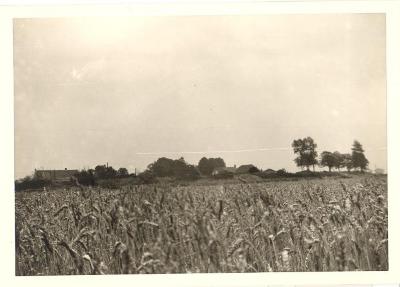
left=14, top=14, right=386, bottom=178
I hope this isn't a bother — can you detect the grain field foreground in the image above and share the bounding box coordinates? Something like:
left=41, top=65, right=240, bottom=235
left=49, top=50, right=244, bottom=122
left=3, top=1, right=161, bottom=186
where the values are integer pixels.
left=15, top=176, right=388, bottom=275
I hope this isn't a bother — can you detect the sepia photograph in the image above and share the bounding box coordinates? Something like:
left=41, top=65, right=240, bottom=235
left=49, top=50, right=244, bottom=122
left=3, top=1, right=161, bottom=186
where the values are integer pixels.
left=12, top=12, right=389, bottom=277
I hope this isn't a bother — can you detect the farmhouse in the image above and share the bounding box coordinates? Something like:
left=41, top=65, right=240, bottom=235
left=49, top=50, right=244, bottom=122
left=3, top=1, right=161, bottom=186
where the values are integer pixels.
left=34, top=168, right=79, bottom=182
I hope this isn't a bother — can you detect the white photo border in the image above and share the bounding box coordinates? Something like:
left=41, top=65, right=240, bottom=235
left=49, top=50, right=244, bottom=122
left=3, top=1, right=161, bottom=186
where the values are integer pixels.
left=1, top=1, right=399, bottom=286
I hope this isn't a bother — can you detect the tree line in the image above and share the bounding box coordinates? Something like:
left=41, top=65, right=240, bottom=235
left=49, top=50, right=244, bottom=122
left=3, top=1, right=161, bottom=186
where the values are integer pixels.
left=73, top=156, right=228, bottom=185
left=137, top=156, right=227, bottom=183
left=15, top=138, right=372, bottom=190
left=292, top=137, right=369, bottom=172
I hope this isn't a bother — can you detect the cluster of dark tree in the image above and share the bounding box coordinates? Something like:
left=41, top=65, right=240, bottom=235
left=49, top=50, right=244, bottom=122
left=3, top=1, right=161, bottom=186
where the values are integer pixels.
left=75, top=164, right=132, bottom=185
left=292, top=137, right=369, bottom=172
left=137, top=156, right=227, bottom=182
left=198, top=157, right=226, bottom=175
left=15, top=177, right=51, bottom=192
left=145, top=157, right=200, bottom=180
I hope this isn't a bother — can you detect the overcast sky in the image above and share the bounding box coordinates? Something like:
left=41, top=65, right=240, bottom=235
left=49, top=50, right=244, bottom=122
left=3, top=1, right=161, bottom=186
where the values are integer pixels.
left=14, top=14, right=386, bottom=178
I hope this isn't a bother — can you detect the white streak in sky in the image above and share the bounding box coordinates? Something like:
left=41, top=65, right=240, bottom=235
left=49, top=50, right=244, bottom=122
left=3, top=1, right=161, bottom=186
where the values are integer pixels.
left=136, top=147, right=291, bottom=156
left=136, top=146, right=387, bottom=156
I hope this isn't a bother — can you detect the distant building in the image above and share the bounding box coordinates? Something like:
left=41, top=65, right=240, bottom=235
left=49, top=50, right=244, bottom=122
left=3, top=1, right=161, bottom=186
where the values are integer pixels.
left=212, top=166, right=237, bottom=176
left=236, top=164, right=259, bottom=174
left=374, top=168, right=385, bottom=175
left=34, top=168, right=79, bottom=182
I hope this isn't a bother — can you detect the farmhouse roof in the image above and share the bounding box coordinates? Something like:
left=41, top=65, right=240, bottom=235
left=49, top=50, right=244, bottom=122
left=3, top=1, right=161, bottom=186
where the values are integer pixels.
left=34, top=169, right=79, bottom=179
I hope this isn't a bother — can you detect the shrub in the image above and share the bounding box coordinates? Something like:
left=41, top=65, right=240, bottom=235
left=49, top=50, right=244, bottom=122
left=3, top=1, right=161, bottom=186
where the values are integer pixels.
left=176, top=164, right=200, bottom=181
left=15, top=176, right=51, bottom=192
left=75, top=170, right=96, bottom=186
left=138, top=170, right=157, bottom=184
left=276, top=169, right=287, bottom=176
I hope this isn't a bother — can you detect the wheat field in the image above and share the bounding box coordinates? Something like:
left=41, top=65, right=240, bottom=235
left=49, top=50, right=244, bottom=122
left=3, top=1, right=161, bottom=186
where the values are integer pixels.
left=15, top=175, right=388, bottom=275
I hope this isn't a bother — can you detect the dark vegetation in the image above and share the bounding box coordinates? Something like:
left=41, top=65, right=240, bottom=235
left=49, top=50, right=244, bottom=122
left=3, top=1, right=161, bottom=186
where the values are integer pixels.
left=14, top=177, right=51, bottom=192
left=198, top=157, right=226, bottom=175
left=15, top=138, right=377, bottom=191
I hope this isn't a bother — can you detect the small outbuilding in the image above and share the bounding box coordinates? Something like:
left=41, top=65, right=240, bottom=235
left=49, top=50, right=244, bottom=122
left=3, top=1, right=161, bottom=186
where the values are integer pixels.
left=212, top=167, right=237, bottom=176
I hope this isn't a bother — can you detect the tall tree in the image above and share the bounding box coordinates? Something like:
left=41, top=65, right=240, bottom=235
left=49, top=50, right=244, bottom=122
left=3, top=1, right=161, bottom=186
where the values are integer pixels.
left=198, top=157, right=214, bottom=175
left=320, top=151, right=336, bottom=172
left=342, top=153, right=353, bottom=172
left=94, top=165, right=107, bottom=178
left=148, top=157, right=175, bottom=177
left=198, top=157, right=226, bottom=176
left=211, top=158, right=226, bottom=169
left=94, top=164, right=117, bottom=179
left=147, top=157, right=200, bottom=180
left=351, top=140, right=369, bottom=171
left=172, top=157, right=188, bottom=177
left=333, top=151, right=345, bottom=171
left=292, top=137, right=318, bottom=171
